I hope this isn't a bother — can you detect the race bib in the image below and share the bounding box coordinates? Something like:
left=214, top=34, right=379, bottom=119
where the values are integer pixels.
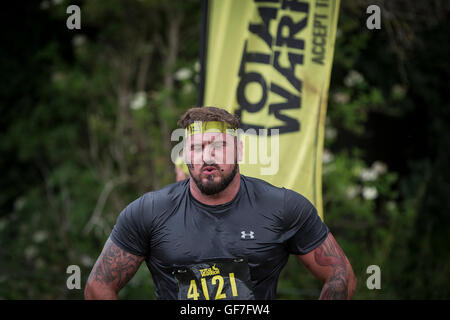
left=172, top=258, right=255, bottom=300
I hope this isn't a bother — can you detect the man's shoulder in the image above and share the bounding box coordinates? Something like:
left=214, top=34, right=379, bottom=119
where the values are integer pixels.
left=128, top=179, right=189, bottom=213
left=241, top=175, right=282, bottom=190
left=148, top=179, right=189, bottom=205
left=155, top=178, right=189, bottom=195
left=241, top=175, right=312, bottom=206
left=241, top=175, right=286, bottom=200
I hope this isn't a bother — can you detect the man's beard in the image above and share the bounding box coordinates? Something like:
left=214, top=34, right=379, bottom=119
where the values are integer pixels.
left=189, top=163, right=238, bottom=196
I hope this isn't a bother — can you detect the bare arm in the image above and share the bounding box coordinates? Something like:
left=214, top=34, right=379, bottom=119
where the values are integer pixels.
left=84, top=238, right=145, bottom=299
left=297, top=232, right=357, bottom=300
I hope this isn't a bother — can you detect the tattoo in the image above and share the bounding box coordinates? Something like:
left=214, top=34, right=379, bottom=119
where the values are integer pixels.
left=89, top=239, right=143, bottom=290
left=314, top=234, right=348, bottom=300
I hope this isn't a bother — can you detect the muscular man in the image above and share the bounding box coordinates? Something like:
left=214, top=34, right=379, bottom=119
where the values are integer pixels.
left=84, top=106, right=357, bottom=300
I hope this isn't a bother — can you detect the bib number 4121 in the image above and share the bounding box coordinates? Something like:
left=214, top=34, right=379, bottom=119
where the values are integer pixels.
left=173, top=259, right=255, bottom=300
left=187, top=273, right=238, bottom=300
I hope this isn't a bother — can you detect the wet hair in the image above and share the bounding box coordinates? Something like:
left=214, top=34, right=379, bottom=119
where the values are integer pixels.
left=177, top=106, right=240, bottom=129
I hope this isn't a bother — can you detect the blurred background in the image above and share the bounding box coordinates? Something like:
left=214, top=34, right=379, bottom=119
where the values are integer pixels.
left=0, top=0, right=449, bottom=299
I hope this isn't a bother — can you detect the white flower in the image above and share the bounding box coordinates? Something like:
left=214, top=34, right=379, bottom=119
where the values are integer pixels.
left=194, top=61, right=201, bottom=73
left=25, top=246, right=38, bottom=260
left=362, top=186, right=378, bottom=200
left=14, top=197, right=26, bottom=211
left=344, top=70, right=364, bottom=87
left=372, top=161, right=387, bottom=175
left=360, top=168, right=378, bottom=181
left=322, top=149, right=334, bottom=164
left=387, top=201, right=396, bottom=211
left=182, top=82, right=195, bottom=94
left=333, top=92, right=350, bottom=104
left=392, top=84, right=406, bottom=99
left=40, top=1, right=50, bottom=10
left=346, top=186, right=361, bottom=199
left=52, top=72, right=65, bottom=83
left=130, top=92, right=147, bottom=110
left=81, top=255, right=94, bottom=267
left=325, top=127, right=337, bottom=140
left=72, top=35, right=86, bottom=47
left=33, top=230, right=48, bottom=243
left=36, top=258, right=45, bottom=269
left=174, top=68, right=193, bottom=81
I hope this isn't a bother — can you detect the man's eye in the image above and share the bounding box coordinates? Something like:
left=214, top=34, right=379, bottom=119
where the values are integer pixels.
left=192, top=145, right=203, bottom=152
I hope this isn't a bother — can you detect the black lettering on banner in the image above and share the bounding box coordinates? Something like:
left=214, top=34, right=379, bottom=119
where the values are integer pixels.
left=237, top=71, right=268, bottom=113
left=235, top=0, right=311, bottom=135
left=311, top=1, right=329, bottom=65
left=281, top=0, right=309, bottom=12
left=269, top=83, right=300, bottom=133
left=237, top=41, right=269, bottom=114
left=316, top=0, right=329, bottom=8
left=273, top=51, right=303, bottom=91
left=249, top=7, right=278, bottom=49
left=275, top=15, right=307, bottom=49
left=246, top=52, right=271, bottom=65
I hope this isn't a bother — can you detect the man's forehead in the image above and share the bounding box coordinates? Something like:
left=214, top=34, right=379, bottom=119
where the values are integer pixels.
left=186, top=132, right=234, bottom=144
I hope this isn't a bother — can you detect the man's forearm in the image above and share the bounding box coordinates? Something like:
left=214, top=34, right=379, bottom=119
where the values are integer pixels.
left=84, top=282, right=118, bottom=300
left=84, top=238, right=144, bottom=300
left=314, top=234, right=357, bottom=300
left=319, top=274, right=356, bottom=300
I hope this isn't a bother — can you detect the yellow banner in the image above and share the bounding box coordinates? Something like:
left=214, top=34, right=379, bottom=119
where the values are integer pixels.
left=200, top=0, right=340, bottom=219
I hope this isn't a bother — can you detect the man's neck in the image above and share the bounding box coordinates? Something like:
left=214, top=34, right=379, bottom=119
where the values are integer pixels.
left=189, top=172, right=241, bottom=206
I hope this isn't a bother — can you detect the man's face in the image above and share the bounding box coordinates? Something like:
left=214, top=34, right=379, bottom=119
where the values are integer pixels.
left=184, top=132, right=240, bottom=195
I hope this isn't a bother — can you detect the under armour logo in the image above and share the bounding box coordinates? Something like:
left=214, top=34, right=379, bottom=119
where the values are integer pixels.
left=241, top=231, right=255, bottom=240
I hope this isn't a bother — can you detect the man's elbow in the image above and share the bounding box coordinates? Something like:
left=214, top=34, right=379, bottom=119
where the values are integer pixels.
left=84, top=281, right=99, bottom=300
left=84, top=280, right=118, bottom=300
left=347, top=271, right=357, bottom=299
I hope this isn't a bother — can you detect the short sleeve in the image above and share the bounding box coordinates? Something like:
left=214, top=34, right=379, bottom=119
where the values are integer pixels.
left=282, top=189, right=329, bottom=255
left=110, top=195, right=151, bottom=257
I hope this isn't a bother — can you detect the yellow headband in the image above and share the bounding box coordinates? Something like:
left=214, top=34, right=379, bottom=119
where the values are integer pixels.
left=185, top=121, right=237, bottom=137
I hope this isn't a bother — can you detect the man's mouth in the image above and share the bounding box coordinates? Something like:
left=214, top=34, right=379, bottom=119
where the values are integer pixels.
left=202, top=166, right=218, bottom=175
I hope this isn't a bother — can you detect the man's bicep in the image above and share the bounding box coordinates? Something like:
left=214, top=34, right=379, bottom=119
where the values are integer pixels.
left=297, top=232, right=355, bottom=299
left=88, top=237, right=145, bottom=292
left=297, top=232, right=350, bottom=282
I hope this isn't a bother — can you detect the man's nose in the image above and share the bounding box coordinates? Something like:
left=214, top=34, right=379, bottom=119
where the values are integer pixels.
left=203, top=145, right=215, bottom=164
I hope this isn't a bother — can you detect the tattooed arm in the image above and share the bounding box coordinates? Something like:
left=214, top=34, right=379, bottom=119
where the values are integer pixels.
left=84, top=238, right=145, bottom=299
left=297, top=232, right=357, bottom=300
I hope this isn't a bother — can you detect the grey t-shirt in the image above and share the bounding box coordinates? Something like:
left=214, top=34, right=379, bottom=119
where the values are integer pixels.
left=110, top=175, right=329, bottom=300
